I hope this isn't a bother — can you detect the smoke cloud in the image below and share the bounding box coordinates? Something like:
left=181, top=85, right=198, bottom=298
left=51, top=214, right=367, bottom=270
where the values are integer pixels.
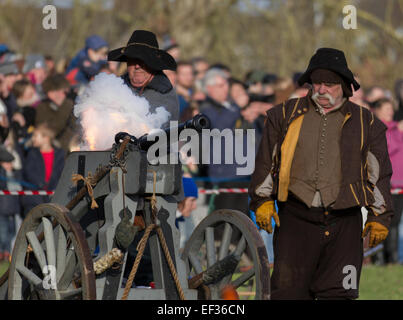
left=73, top=72, right=171, bottom=151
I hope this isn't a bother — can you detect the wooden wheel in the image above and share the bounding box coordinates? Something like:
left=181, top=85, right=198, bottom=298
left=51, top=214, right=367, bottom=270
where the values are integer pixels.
left=8, top=203, right=96, bottom=300
left=182, top=209, right=270, bottom=300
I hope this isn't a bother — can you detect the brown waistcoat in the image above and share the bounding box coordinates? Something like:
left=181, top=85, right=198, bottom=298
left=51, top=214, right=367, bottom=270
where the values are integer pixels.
left=288, top=100, right=344, bottom=208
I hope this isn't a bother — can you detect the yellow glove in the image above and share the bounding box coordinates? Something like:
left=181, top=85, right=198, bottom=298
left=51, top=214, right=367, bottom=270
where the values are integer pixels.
left=256, top=201, right=280, bottom=234
left=362, top=221, right=389, bottom=248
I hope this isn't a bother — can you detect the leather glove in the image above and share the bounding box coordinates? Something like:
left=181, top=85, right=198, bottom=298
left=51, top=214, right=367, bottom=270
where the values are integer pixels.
left=255, top=200, right=280, bottom=234
left=362, top=221, right=389, bottom=248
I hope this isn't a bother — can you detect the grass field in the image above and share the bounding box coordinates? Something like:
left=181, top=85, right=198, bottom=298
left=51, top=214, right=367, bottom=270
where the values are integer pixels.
left=1, top=261, right=402, bottom=299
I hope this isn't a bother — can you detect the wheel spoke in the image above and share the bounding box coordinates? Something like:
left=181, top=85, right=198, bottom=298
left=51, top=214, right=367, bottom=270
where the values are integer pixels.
left=42, top=217, right=56, bottom=270
left=218, top=223, right=233, bottom=260
left=205, top=227, right=216, bottom=268
left=56, top=225, right=67, bottom=282
left=188, top=252, right=203, bottom=274
left=16, top=265, right=42, bottom=286
left=26, top=231, right=47, bottom=274
left=57, top=288, right=83, bottom=300
left=233, top=235, right=246, bottom=258
left=231, top=268, right=255, bottom=288
left=57, top=249, right=77, bottom=290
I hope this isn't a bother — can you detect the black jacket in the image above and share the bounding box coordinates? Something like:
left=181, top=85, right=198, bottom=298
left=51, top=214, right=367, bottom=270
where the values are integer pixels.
left=0, top=167, right=22, bottom=217
left=21, top=147, right=65, bottom=215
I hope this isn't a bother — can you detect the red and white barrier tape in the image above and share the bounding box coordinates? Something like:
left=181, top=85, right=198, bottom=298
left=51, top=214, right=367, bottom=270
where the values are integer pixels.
left=0, top=188, right=402, bottom=195
left=0, top=190, right=54, bottom=196
left=200, top=188, right=403, bottom=195
left=199, top=188, right=249, bottom=194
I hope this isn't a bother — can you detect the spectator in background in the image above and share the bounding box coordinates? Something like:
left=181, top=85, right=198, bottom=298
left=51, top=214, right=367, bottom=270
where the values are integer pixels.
left=65, top=35, right=109, bottom=86
left=161, top=34, right=181, bottom=62
left=164, top=69, right=177, bottom=87
left=208, top=63, right=231, bottom=78
left=21, top=124, right=64, bottom=217
left=350, top=75, right=370, bottom=109
left=394, top=79, right=403, bottom=121
left=200, top=68, right=239, bottom=137
left=191, top=57, right=209, bottom=104
left=261, top=73, right=277, bottom=97
left=176, top=176, right=198, bottom=249
left=245, top=70, right=266, bottom=94
left=290, top=72, right=310, bottom=99
left=192, top=57, right=209, bottom=81
left=44, top=55, right=56, bottom=76
left=0, top=145, right=20, bottom=262
left=176, top=61, right=195, bottom=116
left=0, top=44, right=11, bottom=61
left=199, top=68, right=249, bottom=214
left=273, top=77, right=294, bottom=105
left=23, top=54, right=47, bottom=99
left=371, top=98, right=403, bottom=265
left=365, top=85, right=386, bottom=108
left=11, top=79, right=40, bottom=140
left=0, top=60, right=21, bottom=122
left=229, top=78, right=249, bottom=109
left=35, top=74, right=76, bottom=154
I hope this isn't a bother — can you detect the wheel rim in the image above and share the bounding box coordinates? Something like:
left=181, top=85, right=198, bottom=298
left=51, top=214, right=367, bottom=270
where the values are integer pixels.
left=8, top=203, right=96, bottom=300
left=181, top=209, right=270, bottom=300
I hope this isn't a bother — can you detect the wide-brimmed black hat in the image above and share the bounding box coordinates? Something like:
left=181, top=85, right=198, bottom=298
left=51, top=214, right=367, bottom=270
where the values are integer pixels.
left=108, top=30, right=177, bottom=71
left=298, top=48, right=360, bottom=91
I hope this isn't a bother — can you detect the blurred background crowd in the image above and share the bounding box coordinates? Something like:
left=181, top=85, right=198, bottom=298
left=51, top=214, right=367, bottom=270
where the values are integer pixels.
left=0, top=0, right=402, bottom=275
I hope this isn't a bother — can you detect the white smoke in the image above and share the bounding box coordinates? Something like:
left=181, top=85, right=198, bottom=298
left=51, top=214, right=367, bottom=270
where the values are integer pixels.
left=73, top=72, right=171, bottom=151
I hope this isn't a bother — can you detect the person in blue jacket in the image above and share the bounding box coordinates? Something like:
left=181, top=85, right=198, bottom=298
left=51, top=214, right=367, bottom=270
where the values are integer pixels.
left=66, top=35, right=109, bottom=86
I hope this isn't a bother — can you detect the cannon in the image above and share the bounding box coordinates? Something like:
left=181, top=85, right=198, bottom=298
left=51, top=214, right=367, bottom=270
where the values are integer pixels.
left=0, top=113, right=270, bottom=300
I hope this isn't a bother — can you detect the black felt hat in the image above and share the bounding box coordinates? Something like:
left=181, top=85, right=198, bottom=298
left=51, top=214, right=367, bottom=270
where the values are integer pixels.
left=298, top=48, right=360, bottom=91
left=107, top=30, right=177, bottom=71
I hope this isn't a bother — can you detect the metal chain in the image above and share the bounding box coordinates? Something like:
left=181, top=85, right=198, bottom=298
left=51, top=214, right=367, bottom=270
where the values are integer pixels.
left=109, top=142, right=130, bottom=171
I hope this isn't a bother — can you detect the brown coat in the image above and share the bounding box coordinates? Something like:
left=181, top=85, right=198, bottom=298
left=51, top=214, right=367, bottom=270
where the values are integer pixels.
left=35, top=98, right=77, bottom=153
left=249, top=93, right=394, bottom=228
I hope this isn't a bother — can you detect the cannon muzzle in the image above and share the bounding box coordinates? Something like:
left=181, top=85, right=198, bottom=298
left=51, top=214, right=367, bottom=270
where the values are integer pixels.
left=114, top=113, right=211, bottom=151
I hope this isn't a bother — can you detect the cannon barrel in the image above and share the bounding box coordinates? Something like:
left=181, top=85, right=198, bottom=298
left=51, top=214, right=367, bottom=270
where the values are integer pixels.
left=115, top=113, right=210, bottom=151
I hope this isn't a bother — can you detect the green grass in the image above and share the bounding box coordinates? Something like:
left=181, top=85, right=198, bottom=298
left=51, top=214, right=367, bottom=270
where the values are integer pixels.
left=0, top=262, right=8, bottom=278
left=358, top=264, right=403, bottom=300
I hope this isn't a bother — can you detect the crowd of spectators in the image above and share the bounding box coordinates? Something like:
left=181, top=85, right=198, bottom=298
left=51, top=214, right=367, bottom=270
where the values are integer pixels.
left=0, top=35, right=403, bottom=266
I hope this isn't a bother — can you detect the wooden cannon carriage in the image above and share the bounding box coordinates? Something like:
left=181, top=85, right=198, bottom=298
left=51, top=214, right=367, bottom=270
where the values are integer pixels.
left=0, top=114, right=270, bottom=300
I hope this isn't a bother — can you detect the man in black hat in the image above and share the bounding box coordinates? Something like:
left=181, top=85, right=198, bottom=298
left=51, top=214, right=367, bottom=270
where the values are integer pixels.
left=249, top=48, right=393, bottom=299
left=108, top=30, right=181, bottom=287
left=108, top=30, right=179, bottom=124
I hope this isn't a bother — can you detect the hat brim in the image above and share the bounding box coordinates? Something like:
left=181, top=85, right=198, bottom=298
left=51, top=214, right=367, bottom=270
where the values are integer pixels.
left=108, top=45, right=176, bottom=71
left=0, top=146, right=14, bottom=162
left=298, top=67, right=360, bottom=91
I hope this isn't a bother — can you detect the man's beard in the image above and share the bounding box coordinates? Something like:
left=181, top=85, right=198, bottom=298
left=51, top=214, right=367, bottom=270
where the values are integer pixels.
left=311, top=91, right=336, bottom=107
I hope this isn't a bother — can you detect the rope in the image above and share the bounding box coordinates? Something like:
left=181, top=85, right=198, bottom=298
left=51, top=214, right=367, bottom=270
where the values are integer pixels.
left=121, top=224, right=155, bottom=300
left=121, top=170, right=185, bottom=300
left=71, top=172, right=98, bottom=209
left=93, top=248, right=124, bottom=275
left=155, top=226, right=186, bottom=300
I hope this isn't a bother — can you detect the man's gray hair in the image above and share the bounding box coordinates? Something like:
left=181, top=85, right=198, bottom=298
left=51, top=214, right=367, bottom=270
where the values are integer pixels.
left=201, top=68, right=228, bottom=93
